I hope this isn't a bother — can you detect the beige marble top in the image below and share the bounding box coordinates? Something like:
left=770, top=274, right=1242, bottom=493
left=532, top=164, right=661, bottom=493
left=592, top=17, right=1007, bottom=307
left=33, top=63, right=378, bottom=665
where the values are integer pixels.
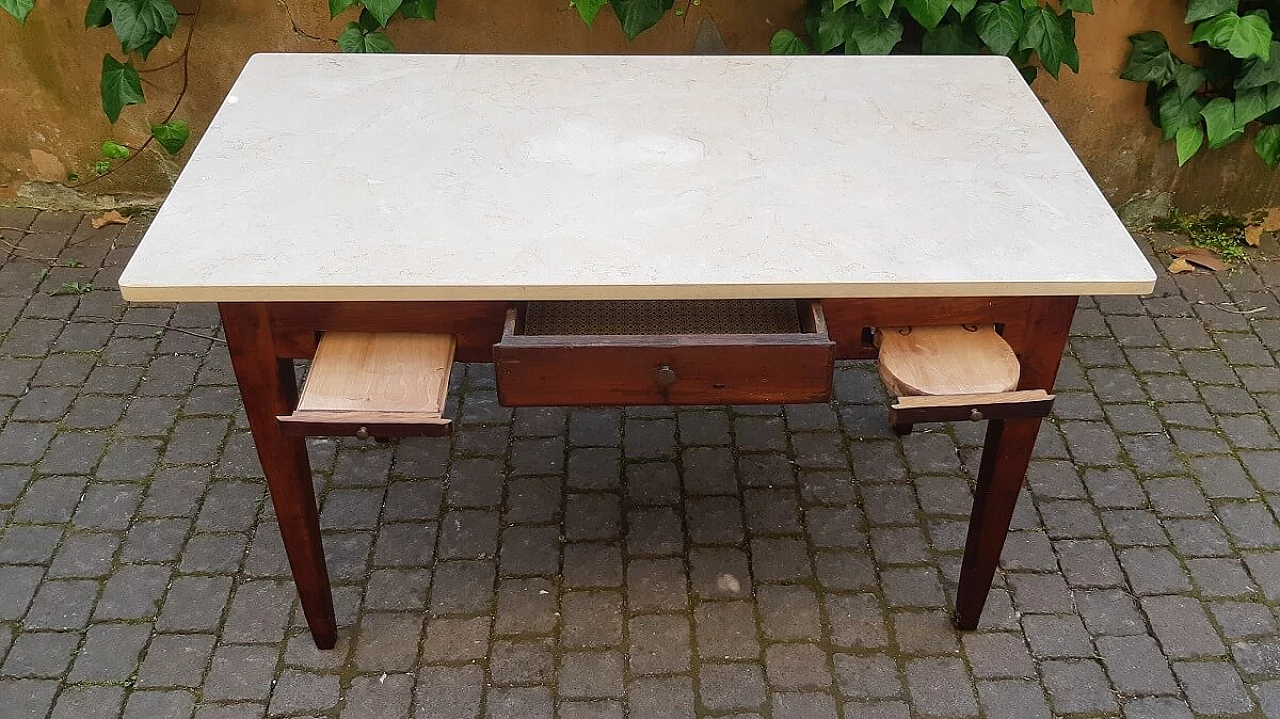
left=119, top=53, right=1155, bottom=302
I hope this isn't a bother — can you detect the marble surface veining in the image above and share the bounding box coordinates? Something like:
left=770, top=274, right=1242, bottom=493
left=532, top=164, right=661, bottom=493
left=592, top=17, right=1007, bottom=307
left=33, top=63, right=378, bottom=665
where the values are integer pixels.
left=118, top=53, right=1156, bottom=302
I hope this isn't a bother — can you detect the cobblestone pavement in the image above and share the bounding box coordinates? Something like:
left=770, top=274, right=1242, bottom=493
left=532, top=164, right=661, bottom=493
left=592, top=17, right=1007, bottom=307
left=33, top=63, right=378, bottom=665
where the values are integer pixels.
left=4, top=208, right=1280, bottom=718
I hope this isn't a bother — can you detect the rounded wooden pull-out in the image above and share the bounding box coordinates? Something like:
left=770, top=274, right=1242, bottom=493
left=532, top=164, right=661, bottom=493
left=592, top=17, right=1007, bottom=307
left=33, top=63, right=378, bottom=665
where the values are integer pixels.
left=875, top=324, right=1019, bottom=398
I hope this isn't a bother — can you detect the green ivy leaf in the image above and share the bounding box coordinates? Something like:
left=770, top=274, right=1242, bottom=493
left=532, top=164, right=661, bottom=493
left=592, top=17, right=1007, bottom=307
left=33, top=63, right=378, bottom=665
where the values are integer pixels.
left=150, top=119, right=189, bottom=154
left=834, top=0, right=856, bottom=9
left=1059, top=0, right=1092, bottom=13
left=951, top=0, right=977, bottom=21
left=363, top=0, right=403, bottom=26
left=337, top=22, right=363, bottom=51
left=100, top=54, right=143, bottom=123
left=974, top=2, right=1023, bottom=56
left=1020, top=7, right=1067, bottom=79
left=85, top=0, right=111, bottom=27
left=1257, top=124, right=1280, bottom=166
left=1157, top=88, right=1206, bottom=139
left=1185, top=0, right=1236, bottom=24
left=329, top=0, right=357, bottom=17
left=922, top=22, right=980, bottom=54
left=1237, top=43, right=1280, bottom=89
left=1120, top=31, right=1177, bottom=85
left=770, top=29, right=811, bottom=54
left=0, top=0, right=34, bottom=23
left=900, top=0, right=950, bottom=30
left=1060, top=10, right=1079, bottom=73
left=101, top=141, right=130, bottom=159
left=1235, top=85, right=1280, bottom=125
left=105, top=0, right=179, bottom=59
left=816, top=6, right=853, bottom=52
left=357, top=8, right=381, bottom=31
left=846, top=14, right=902, bottom=54
left=1190, top=11, right=1273, bottom=60
left=337, top=22, right=395, bottom=52
left=400, top=0, right=436, bottom=18
left=572, top=0, right=607, bottom=26
left=612, top=0, right=674, bottom=40
left=1201, top=96, right=1244, bottom=147
left=1176, top=125, right=1205, bottom=165
left=1171, top=63, right=1206, bottom=97
left=865, top=0, right=895, bottom=18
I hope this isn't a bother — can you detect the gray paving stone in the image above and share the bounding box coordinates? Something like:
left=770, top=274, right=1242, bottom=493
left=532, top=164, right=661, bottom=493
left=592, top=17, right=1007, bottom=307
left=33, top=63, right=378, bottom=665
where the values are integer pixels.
left=23, top=579, right=97, bottom=630
left=961, top=632, right=1034, bottom=679
left=138, top=633, right=217, bottom=687
left=494, top=577, right=558, bottom=637
left=354, top=612, right=422, bottom=671
left=1174, top=661, right=1255, bottom=715
left=560, top=590, right=620, bottom=648
left=628, top=676, right=695, bottom=719
left=1141, top=595, right=1226, bottom=658
left=559, top=651, right=623, bottom=699
left=1, top=631, right=79, bottom=677
left=699, top=663, right=765, bottom=712
left=122, top=690, right=196, bottom=719
left=49, top=685, right=126, bottom=719
left=267, top=669, right=340, bottom=715
left=157, top=575, right=232, bottom=632
left=67, top=622, right=151, bottom=682
left=975, top=680, right=1051, bottom=719
left=1097, top=634, right=1178, bottom=695
left=1040, top=659, right=1117, bottom=715
left=204, top=645, right=279, bottom=701
left=905, top=657, right=978, bottom=717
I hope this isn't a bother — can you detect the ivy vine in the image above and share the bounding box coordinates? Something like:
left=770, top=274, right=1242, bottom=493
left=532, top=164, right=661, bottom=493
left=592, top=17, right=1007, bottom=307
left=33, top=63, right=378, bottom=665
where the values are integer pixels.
left=1122, top=0, right=1277, bottom=167
left=3, top=0, right=196, bottom=184
left=768, top=0, right=1093, bottom=84
left=1, top=0, right=683, bottom=184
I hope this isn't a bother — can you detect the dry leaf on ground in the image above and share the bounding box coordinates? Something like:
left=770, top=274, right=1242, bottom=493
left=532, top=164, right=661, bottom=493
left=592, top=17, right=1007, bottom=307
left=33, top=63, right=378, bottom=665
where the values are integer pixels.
left=91, top=210, right=129, bottom=229
left=1167, top=245, right=1229, bottom=272
left=1246, top=208, right=1280, bottom=247
left=1167, top=257, right=1195, bottom=274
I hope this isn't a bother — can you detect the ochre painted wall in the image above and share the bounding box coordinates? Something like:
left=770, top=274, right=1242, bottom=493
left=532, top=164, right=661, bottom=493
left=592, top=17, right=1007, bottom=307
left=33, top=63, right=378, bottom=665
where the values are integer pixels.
left=0, top=0, right=1275, bottom=212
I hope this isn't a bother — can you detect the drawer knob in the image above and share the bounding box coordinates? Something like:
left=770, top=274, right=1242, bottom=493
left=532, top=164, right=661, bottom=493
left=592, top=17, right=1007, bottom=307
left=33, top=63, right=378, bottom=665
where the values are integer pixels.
left=656, top=364, right=677, bottom=387
left=355, top=426, right=371, bottom=441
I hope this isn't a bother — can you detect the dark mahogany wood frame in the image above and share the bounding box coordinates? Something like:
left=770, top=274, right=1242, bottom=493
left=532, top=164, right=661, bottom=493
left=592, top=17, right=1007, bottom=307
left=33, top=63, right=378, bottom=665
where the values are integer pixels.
left=219, top=295, right=1077, bottom=648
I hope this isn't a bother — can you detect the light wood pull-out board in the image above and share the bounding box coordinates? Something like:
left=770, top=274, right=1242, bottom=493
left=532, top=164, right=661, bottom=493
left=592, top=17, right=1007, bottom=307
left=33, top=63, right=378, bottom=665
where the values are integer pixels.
left=278, top=332, right=455, bottom=437
left=876, top=324, right=1019, bottom=398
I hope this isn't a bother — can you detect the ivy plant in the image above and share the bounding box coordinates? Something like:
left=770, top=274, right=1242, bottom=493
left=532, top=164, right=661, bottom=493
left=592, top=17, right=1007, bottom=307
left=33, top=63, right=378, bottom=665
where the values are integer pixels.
left=2, top=0, right=193, bottom=182
left=1121, top=1, right=1277, bottom=167
left=0, top=0, right=683, bottom=180
left=769, top=0, right=1094, bottom=84
left=329, top=0, right=437, bottom=52
left=328, top=0, right=679, bottom=51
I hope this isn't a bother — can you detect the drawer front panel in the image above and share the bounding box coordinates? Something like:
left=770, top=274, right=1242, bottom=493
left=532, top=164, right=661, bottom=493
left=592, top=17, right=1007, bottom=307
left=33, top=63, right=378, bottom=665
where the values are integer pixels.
left=495, top=335, right=834, bottom=406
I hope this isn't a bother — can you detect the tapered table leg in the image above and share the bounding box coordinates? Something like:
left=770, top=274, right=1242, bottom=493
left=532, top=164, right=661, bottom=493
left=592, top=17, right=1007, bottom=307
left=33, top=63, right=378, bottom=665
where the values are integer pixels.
left=219, top=302, right=336, bottom=648
left=954, top=416, right=1042, bottom=629
left=954, top=295, right=1077, bottom=629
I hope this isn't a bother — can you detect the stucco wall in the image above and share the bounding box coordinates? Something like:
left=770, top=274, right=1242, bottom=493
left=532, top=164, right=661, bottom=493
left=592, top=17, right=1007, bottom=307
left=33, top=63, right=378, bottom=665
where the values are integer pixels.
left=0, top=0, right=1275, bottom=212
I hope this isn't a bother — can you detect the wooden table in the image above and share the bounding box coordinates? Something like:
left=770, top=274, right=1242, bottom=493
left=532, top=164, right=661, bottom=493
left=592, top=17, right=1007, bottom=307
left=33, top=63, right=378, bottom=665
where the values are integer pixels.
left=120, top=53, right=1156, bottom=649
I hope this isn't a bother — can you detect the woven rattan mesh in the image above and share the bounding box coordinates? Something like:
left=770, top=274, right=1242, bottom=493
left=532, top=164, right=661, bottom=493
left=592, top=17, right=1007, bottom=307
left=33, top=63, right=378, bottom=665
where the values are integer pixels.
left=521, top=300, right=803, bottom=336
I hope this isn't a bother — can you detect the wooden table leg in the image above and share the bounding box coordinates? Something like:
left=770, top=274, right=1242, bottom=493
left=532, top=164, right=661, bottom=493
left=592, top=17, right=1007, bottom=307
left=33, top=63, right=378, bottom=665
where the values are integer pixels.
left=220, top=302, right=337, bottom=648
left=954, top=296, right=1077, bottom=630
left=955, top=416, right=1041, bottom=628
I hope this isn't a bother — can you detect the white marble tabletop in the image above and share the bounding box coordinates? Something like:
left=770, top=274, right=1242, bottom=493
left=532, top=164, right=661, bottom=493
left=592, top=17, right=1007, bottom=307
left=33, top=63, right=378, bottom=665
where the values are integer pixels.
left=119, top=53, right=1155, bottom=302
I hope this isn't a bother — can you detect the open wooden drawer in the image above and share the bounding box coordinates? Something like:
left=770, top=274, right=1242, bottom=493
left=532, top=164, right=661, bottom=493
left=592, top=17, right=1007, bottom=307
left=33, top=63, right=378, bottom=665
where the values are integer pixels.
left=278, top=332, right=454, bottom=438
left=495, top=300, right=835, bottom=406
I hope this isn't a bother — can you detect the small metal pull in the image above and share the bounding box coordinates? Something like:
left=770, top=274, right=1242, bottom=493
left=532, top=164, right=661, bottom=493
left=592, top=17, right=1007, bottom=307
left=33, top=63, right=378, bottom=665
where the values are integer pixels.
left=355, top=426, right=371, bottom=441
left=656, top=364, right=677, bottom=388
left=968, top=409, right=984, bottom=422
